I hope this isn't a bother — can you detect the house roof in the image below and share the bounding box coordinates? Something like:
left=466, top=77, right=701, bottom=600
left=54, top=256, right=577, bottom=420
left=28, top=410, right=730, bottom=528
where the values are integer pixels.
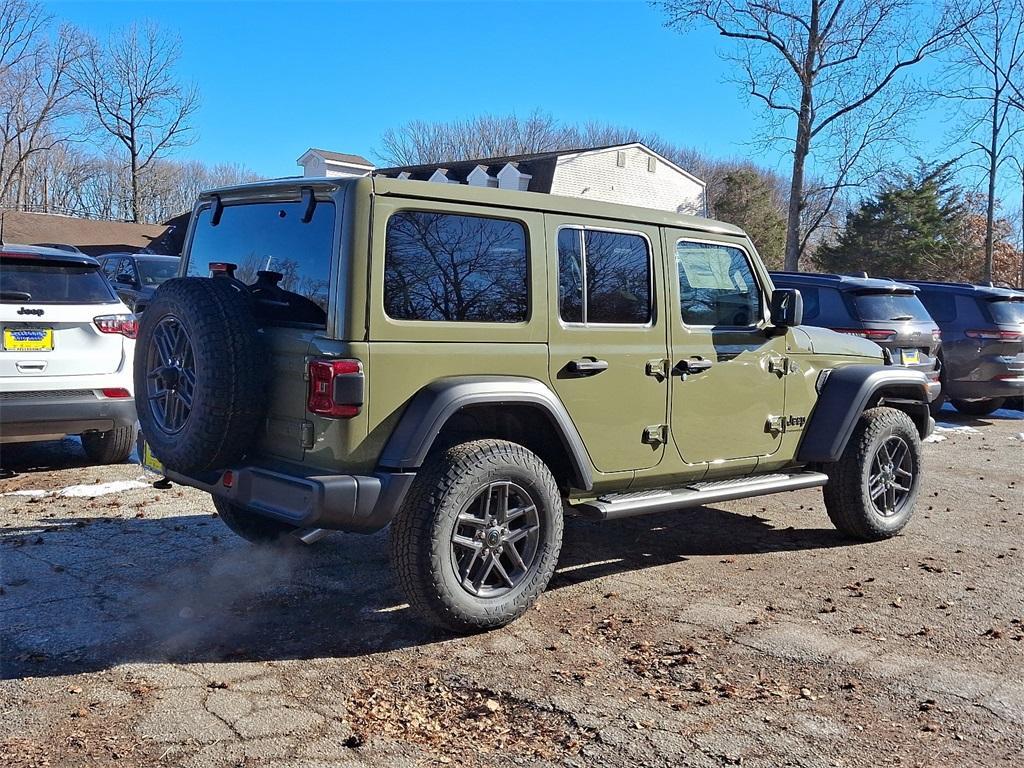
left=298, top=148, right=374, bottom=168
left=0, top=210, right=176, bottom=257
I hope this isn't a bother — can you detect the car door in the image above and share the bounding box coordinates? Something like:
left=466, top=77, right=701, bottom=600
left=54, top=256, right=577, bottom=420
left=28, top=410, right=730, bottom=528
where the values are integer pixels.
left=666, top=233, right=787, bottom=465
left=546, top=216, right=669, bottom=473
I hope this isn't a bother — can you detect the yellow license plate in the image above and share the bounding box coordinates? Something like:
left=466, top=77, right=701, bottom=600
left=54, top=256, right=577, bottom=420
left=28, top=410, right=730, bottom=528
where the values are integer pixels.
left=140, top=439, right=164, bottom=474
left=3, top=327, right=53, bottom=351
left=902, top=349, right=920, bottom=365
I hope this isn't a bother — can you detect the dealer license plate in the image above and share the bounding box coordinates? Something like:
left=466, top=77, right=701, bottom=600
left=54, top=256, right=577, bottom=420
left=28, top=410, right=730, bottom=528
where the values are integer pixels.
left=901, top=348, right=920, bottom=365
left=3, top=327, right=53, bottom=351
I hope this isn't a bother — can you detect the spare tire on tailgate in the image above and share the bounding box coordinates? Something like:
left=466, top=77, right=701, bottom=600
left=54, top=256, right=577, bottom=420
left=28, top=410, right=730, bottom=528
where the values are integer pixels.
left=134, top=277, right=268, bottom=474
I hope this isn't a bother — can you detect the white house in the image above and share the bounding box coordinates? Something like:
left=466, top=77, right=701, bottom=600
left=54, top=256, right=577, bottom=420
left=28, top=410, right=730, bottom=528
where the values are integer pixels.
left=297, top=143, right=706, bottom=215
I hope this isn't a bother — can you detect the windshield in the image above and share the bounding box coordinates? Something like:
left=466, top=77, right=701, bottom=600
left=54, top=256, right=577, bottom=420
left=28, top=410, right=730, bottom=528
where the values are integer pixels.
left=988, top=299, right=1024, bottom=325
left=137, top=258, right=180, bottom=286
left=186, top=199, right=335, bottom=326
left=1, top=262, right=117, bottom=304
left=853, top=292, right=931, bottom=322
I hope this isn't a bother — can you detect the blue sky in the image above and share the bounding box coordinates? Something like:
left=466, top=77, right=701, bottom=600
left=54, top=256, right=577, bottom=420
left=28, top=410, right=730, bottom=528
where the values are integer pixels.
left=50, top=1, right=969, bottom=197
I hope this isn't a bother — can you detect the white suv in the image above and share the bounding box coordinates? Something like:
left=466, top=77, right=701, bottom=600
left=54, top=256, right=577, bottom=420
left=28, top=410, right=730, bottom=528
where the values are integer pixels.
left=1, top=244, right=138, bottom=463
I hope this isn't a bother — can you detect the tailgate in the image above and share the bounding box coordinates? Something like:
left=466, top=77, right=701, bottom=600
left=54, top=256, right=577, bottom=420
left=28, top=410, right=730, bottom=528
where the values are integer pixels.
left=0, top=304, right=126, bottom=377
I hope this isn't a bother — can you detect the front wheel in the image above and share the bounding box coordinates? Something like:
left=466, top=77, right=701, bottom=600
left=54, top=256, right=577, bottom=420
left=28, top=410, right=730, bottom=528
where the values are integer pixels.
left=390, top=439, right=564, bottom=633
left=823, top=407, right=922, bottom=541
left=950, top=398, right=1004, bottom=417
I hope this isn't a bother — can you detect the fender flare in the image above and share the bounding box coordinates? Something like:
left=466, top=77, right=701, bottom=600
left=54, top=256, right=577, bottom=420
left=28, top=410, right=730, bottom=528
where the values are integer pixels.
left=797, top=365, right=931, bottom=464
left=378, top=376, right=594, bottom=491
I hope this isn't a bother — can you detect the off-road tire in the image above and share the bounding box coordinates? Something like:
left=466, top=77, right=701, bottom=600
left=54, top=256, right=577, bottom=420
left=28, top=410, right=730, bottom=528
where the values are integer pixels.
left=390, top=439, right=564, bottom=633
left=823, top=407, right=922, bottom=541
left=950, top=398, right=1005, bottom=417
left=213, top=497, right=299, bottom=545
left=134, top=278, right=267, bottom=474
left=81, top=424, right=136, bottom=464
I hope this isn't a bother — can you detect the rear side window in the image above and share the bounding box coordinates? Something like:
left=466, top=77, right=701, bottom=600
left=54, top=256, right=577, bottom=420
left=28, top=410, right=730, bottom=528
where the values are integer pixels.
left=676, top=241, right=761, bottom=327
left=186, top=199, right=335, bottom=326
left=1, top=263, right=117, bottom=304
left=918, top=291, right=955, bottom=323
left=557, top=228, right=651, bottom=325
left=799, top=286, right=820, bottom=321
left=852, top=292, right=931, bottom=322
left=988, top=299, right=1024, bottom=325
left=101, top=258, right=121, bottom=281
left=384, top=211, right=528, bottom=322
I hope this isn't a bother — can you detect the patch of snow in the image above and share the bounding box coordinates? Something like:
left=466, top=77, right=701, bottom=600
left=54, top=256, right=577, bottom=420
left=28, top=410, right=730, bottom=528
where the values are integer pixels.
left=57, top=480, right=150, bottom=498
left=923, top=434, right=947, bottom=443
left=2, top=489, right=48, bottom=497
left=934, top=422, right=982, bottom=434
left=1012, top=432, right=1024, bottom=442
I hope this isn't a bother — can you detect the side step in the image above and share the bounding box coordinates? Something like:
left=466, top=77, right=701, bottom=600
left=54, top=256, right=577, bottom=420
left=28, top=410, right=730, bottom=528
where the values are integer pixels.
left=575, top=471, right=829, bottom=521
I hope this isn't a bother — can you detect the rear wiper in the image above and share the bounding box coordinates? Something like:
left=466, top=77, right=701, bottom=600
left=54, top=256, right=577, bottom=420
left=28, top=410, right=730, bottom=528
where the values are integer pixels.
left=1, top=290, right=32, bottom=301
left=889, top=314, right=914, bottom=321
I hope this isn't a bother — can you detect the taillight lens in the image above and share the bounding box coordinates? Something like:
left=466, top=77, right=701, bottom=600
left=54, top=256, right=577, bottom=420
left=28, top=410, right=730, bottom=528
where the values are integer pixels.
left=94, top=314, right=138, bottom=338
left=307, top=359, right=363, bottom=418
left=931, top=328, right=941, bottom=342
left=831, top=328, right=897, bottom=342
left=965, top=328, right=1023, bottom=341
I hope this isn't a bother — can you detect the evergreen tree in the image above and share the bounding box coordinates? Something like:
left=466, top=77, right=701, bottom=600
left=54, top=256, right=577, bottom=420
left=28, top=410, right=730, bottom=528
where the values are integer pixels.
left=711, top=166, right=787, bottom=270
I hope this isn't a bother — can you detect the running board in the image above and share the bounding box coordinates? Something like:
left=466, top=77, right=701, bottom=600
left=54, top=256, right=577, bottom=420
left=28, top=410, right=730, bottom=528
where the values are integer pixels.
left=575, top=471, right=829, bottom=521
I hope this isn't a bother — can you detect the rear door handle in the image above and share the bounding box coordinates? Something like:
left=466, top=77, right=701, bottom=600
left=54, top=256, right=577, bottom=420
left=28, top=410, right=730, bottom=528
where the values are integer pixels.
left=676, top=358, right=713, bottom=375
left=567, top=358, right=609, bottom=375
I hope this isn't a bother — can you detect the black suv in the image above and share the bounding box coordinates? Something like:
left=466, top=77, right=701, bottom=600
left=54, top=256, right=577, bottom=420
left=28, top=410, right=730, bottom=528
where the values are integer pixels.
left=770, top=272, right=941, bottom=402
left=99, top=253, right=181, bottom=314
left=904, top=281, right=1024, bottom=416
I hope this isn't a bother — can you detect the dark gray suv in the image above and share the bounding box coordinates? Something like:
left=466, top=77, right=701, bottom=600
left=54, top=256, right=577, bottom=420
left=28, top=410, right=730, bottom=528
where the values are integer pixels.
left=905, top=281, right=1024, bottom=416
left=771, top=272, right=941, bottom=401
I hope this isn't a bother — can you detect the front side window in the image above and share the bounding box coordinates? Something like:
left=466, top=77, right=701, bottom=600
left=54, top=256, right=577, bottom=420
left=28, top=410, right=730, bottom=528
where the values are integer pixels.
left=557, top=228, right=651, bottom=324
left=676, top=241, right=762, bottom=327
left=101, top=258, right=121, bottom=281
left=187, top=199, right=335, bottom=326
left=384, top=211, right=528, bottom=322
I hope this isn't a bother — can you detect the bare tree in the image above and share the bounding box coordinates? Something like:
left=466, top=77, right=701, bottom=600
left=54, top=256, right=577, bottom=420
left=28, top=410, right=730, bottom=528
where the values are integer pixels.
left=940, top=0, right=1024, bottom=282
left=658, top=0, right=971, bottom=270
left=74, top=22, right=198, bottom=222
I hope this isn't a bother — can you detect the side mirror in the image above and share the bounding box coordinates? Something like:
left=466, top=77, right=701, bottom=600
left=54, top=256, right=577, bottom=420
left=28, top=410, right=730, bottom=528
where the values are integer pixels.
left=769, top=288, right=803, bottom=329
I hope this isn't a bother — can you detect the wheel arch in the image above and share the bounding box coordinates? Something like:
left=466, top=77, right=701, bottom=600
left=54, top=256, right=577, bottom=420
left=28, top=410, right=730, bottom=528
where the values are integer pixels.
left=378, top=376, right=594, bottom=492
left=797, top=365, right=932, bottom=464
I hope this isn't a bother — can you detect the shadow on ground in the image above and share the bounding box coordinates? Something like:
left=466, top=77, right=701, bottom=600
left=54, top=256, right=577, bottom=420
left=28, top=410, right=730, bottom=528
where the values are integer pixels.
left=1, top=496, right=854, bottom=680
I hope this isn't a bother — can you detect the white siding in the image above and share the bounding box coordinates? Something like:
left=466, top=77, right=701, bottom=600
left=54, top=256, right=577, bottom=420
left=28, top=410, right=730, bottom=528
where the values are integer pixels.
left=549, top=146, right=705, bottom=215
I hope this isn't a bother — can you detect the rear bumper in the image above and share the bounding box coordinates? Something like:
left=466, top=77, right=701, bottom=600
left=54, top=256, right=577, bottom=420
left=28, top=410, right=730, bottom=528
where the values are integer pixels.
left=0, top=393, right=136, bottom=442
left=165, top=464, right=416, bottom=534
left=945, top=376, right=1024, bottom=400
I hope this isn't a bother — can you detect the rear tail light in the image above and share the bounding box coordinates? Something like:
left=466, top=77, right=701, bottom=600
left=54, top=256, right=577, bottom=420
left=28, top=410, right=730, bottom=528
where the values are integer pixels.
left=831, top=328, right=897, bottom=342
left=94, top=314, right=138, bottom=338
left=209, top=262, right=237, bottom=278
left=932, top=328, right=941, bottom=342
left=100, top=388, right=131, bottom=398
left=307, top=359, right=363, bottom=418
left=965, top=328, right=1023, bottom=341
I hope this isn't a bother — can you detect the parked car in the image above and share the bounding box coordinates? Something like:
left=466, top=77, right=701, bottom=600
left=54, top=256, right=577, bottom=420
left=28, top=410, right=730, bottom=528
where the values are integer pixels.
left=134, top=177, right=932, bottom=633
left=98, top=253, right=181, bottom=314
left=905, top=280, right=1024, bottom=416
left=770, top=272, right=942, bottom=407
left=1, top=244, right=138, bottom=463
left=32, top=242, right=85, bottom=255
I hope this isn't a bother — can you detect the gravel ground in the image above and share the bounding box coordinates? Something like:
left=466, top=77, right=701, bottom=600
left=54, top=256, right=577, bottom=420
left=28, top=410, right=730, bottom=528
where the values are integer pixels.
left=1, top=407, right=1022, bottom=768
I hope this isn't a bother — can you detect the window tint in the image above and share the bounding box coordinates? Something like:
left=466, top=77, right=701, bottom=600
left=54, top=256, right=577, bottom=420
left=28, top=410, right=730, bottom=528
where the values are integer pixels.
left=676, top=241, right=761, bottom=326
left=918, top=291, right=956, bottom=323
left=1, top=264, right=117, bottom=304
left=384, top=211, right=528, bottom=322
left=187, top=199, right=335, bottom=326
left=988, top=299, right=1024, bottom=325
left=852, top=292, right=931, bottom=322
left=557, top=228, right=652, bottom=324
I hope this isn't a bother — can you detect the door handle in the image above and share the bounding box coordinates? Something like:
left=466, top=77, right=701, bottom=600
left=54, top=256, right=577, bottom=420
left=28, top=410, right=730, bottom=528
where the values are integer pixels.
left=676, top=358, right=713, bottom=375
left=567, top=358, right=609, bottom=375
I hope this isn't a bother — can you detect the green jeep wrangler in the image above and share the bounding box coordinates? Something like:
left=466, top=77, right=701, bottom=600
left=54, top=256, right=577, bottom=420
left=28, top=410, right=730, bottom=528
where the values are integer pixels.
left=135, top=177, right=934, bottom=632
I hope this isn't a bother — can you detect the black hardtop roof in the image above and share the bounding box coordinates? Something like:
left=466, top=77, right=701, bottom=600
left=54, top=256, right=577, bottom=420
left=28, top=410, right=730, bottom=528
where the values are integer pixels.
left=0, top=242, right=100, bottom=267
left=770, top=271, right=918, bottom=293
left=903, top=280, right=1024, bottom=300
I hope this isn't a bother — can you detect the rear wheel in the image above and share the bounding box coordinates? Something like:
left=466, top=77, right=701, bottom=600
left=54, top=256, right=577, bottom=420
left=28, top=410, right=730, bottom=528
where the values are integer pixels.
left=81, top=424, right=136, bottom=464
left=212, top=497, right=299, bottom=545
left=823, top=407, right=922, bottom=541
left=390, top=439, right=564, bottom=633
left=950, top=398, right=1004, bottom=417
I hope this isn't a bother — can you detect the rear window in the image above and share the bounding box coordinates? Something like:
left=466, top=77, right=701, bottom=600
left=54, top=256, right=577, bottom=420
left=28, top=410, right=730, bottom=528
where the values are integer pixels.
left=988, top=299, right=1024, bottom=325
left=186, top=199, right=335, bottom=326
left=0, top=263, right=117, bottom=304
left=852, top=292, right=930, bottom=322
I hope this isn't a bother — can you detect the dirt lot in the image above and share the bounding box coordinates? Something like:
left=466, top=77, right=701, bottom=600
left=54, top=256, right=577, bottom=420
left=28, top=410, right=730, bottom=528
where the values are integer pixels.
left=1, top=407, right=1022, bottom=768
